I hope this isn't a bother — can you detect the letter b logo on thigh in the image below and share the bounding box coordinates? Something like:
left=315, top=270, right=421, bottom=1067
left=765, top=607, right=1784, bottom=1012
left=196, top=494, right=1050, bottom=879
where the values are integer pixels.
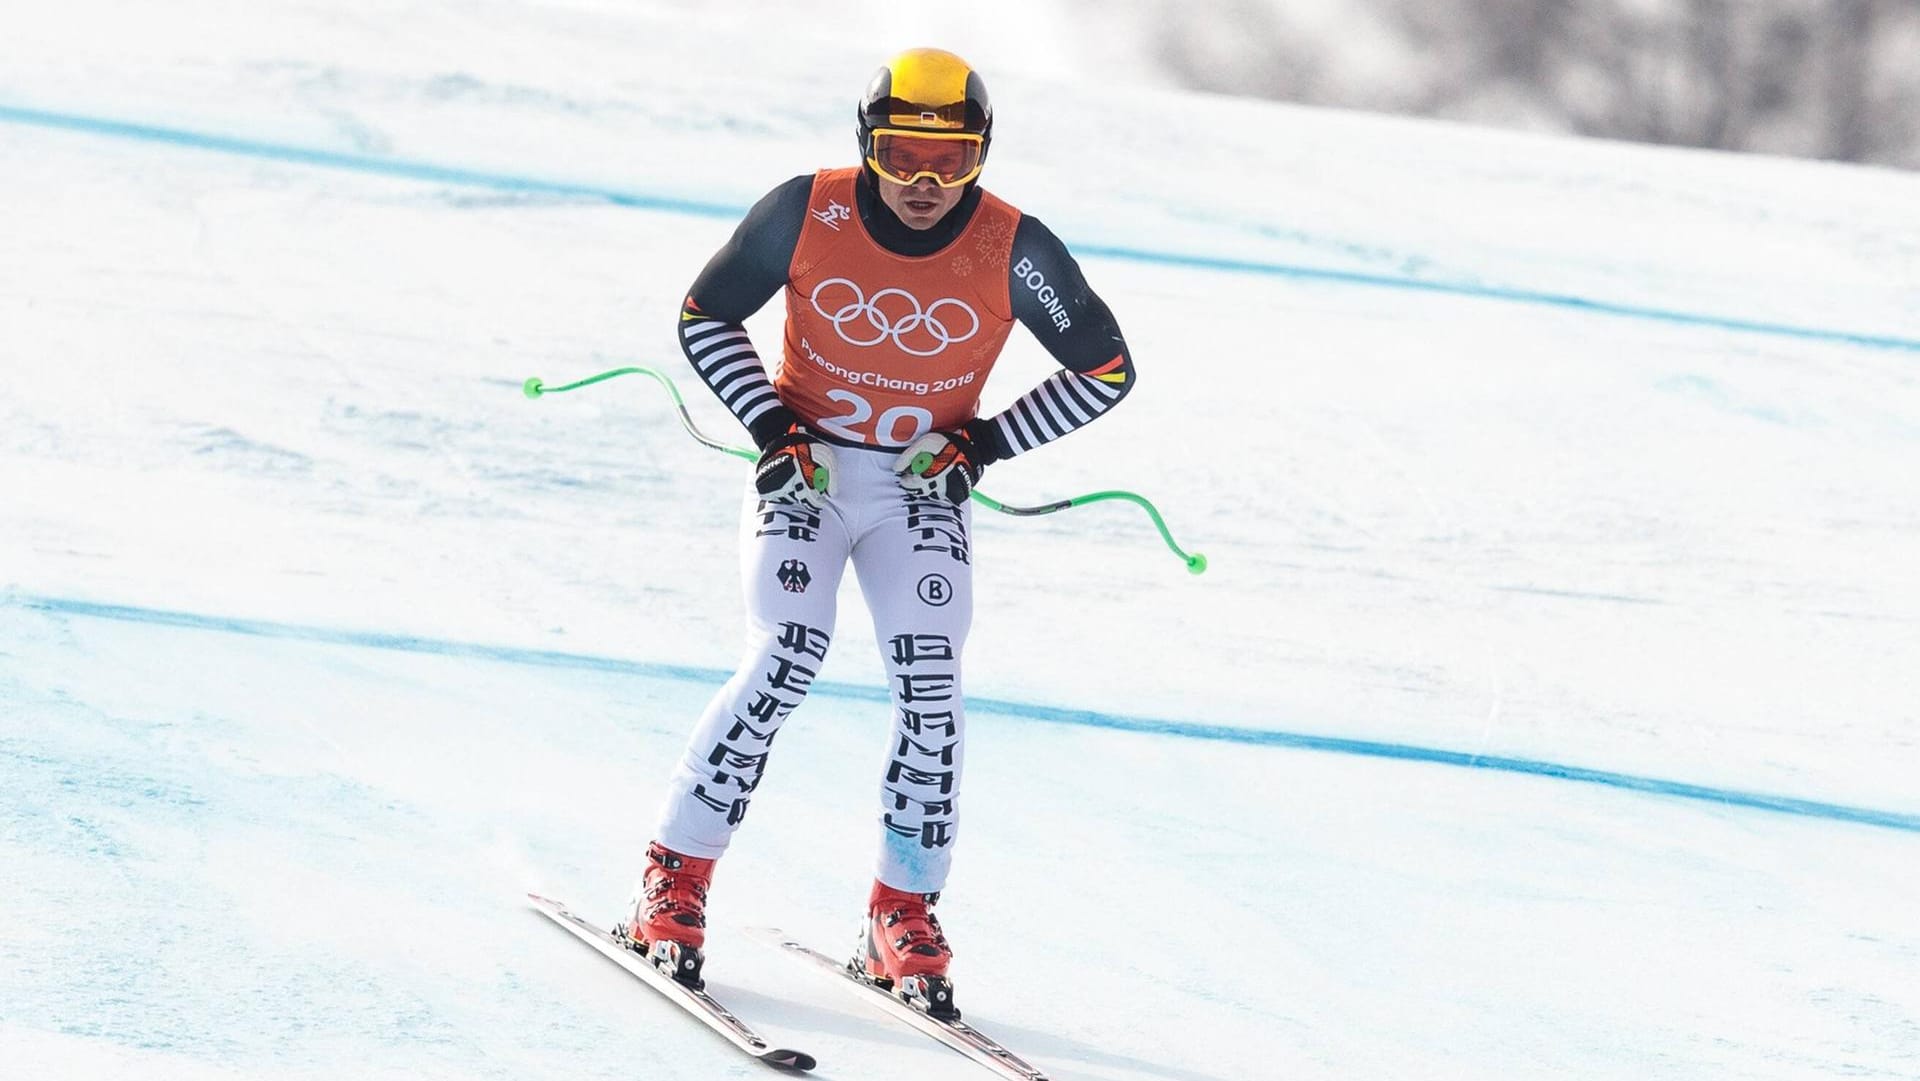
left=917, top=573, right=953, bottom=607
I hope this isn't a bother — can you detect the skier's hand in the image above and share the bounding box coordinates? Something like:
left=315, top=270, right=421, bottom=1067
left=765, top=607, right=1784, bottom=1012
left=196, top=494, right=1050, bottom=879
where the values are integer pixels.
left=892, top=428, right=986, bottom=505
left=755, top=423, right=835, bottom=510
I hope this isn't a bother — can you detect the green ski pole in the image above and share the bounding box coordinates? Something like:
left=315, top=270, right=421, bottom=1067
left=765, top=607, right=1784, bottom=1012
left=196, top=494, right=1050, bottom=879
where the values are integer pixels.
left=526, top=366, right=1207, bottom=574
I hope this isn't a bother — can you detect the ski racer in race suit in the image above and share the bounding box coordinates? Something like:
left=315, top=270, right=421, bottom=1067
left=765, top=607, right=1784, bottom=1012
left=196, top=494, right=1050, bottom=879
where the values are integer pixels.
left=628, top=47, right=1136, bottom=1017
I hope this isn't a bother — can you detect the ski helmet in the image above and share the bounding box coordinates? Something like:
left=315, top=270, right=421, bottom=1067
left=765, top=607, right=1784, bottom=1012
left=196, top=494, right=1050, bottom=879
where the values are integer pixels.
left=857, top=48, right=993, bottom=187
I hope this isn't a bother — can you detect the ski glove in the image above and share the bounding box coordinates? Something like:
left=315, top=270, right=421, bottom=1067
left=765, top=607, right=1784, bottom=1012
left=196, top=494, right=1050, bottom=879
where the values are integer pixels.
left=892, top=426, right=991, bottom=505
left=755, top=422, right=836, bottom=511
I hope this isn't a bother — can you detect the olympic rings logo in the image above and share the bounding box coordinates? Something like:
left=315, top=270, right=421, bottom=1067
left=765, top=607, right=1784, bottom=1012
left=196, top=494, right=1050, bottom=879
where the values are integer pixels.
left=808, top=277, right=980, bottom=357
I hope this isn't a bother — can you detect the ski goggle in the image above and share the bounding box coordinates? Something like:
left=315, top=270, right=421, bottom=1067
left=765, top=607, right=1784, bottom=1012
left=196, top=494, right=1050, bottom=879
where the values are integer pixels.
left=866, top=129, right=986, bottom=188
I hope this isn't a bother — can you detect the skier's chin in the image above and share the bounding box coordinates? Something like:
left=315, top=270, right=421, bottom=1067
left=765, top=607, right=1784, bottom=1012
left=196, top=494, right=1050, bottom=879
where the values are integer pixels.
left=881, top=182, right=959, bottom=230
left=902, top=203, right=943, bottom=226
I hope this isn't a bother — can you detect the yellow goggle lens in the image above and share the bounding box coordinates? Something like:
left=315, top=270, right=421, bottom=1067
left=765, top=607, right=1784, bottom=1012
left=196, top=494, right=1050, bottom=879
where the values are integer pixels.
left=867, top=129, right=985, bottom=189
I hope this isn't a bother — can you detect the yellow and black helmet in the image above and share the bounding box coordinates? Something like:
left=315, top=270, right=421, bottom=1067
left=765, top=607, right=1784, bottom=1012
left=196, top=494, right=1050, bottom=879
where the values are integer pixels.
left=857, top=48, right=993, bottom=174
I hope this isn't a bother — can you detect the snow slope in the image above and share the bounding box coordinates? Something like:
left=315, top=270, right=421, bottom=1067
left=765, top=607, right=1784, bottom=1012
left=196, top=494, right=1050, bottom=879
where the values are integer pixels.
left=4, top=3, right=1918, bottom=1079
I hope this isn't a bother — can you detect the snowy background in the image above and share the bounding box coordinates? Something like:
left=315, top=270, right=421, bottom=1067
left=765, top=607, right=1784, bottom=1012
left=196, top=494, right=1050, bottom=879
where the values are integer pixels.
left=3, top=2, right=1919, bottom=1079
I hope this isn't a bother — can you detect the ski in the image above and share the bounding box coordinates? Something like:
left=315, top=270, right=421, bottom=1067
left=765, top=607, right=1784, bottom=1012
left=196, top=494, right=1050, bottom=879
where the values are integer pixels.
left=748, top=927, right=1051, bottom=1081
left=528, top=894, right=816, bottom=1072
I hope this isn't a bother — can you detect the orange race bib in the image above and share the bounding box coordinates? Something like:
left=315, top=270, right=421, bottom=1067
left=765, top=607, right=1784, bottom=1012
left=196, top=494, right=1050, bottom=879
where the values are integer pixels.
left=777, top=168, right=1019, bottom=448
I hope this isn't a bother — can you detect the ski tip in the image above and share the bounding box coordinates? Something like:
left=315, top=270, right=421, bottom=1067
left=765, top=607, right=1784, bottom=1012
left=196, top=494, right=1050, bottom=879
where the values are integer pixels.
left=526, top=892, right=565, bottom=910
left=764, top=1048, right=817, bottom=1071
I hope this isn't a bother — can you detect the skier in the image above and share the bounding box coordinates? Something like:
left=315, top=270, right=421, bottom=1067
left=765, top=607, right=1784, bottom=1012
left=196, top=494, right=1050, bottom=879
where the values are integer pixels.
left=626, top=47, right=1136, bottom=1019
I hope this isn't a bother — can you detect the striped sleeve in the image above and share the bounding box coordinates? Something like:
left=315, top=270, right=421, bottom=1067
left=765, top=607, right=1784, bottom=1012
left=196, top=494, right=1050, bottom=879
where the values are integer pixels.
left=984, top=352, right=1133, bottom=459
left=679, top=304, right=788, bottom=440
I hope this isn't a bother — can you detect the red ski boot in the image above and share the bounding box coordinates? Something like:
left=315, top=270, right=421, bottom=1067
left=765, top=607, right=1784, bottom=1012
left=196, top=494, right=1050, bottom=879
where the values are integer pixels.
left=860, top=880, right=959, bottom=1019
left=623, top=841, right=715, bottom=989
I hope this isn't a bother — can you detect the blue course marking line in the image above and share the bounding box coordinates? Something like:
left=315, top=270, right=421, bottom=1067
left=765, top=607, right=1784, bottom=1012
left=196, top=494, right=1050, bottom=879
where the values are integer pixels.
left=1071, top=243, right=1920, bottom=354
left=4, top=102, right=1918, bottom=354
left=16, top=592, right=1920, bottom=836
left=0, top=104, right=744, bottom=220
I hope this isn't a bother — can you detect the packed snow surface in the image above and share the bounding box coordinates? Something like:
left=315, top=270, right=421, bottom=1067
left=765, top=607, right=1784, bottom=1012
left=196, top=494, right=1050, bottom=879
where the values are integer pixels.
left=3, top=3, right=1917, bottom=1079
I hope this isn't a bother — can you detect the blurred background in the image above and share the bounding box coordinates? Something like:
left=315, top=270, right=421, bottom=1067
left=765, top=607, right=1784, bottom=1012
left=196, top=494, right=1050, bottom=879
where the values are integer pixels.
left=1102, top=0, right=1920, bottom=169
left=700, top=0, right=1920, bottom=170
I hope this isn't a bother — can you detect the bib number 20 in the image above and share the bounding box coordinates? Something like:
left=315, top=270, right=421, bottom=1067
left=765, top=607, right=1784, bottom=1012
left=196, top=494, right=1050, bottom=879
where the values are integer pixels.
left=817, top=390, right=934, bottom=446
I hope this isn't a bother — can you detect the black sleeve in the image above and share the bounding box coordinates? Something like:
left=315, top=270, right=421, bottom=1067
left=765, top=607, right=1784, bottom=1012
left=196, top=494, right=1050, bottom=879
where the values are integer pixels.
left=968, top=216, right=1136, bottom=462
left=677, top=175, right=812, bottom=447
left=1008, top=215, right=1133, bottom=372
